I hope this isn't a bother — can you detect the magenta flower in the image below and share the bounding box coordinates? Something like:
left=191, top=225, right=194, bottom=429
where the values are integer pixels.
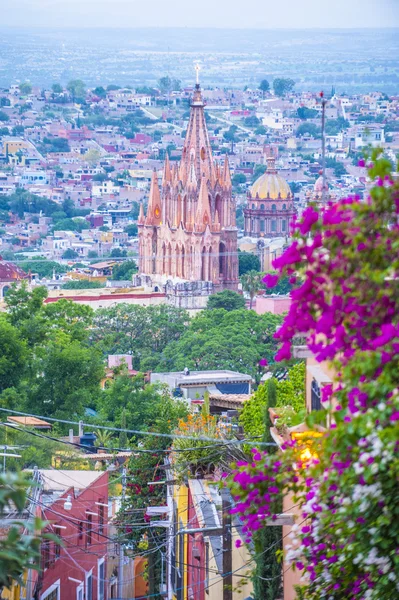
left=263, top=273, right=279, bottom=288
left=259, top=358, right=268, bottom=367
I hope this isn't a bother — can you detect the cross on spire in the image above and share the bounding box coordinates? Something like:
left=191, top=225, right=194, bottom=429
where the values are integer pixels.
left=195, top=62, right=201, bottom=85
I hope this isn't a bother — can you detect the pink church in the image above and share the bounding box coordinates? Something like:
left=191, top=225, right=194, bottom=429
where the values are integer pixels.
left=137, top=83, right=239, bottom=296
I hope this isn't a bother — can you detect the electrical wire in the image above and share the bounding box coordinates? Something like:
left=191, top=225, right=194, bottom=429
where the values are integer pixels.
left=0, top=407, right=275, bottom=447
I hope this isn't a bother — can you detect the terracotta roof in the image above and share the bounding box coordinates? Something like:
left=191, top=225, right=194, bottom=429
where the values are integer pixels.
left=7, top=416, right=52, bottom=428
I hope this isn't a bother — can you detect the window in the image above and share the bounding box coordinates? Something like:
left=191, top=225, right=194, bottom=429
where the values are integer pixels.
left=43, top=541, right=51, bottom=569
left=86, top=515, right=92, bottom=547
left=251, top=203, right=255, bottom=209
left=272, top=204, right=277, bottom=211
left=41, top=582, right=60, bottom=600
left=78, top=521, right=84, bottom=543
left=282, top=219, right=286, bottom=232
left=98, top=560, right=105, bottom=600
left=98, top=505, right=104, bottom=536
left=260, top=203, right=265, bottom=210
left=54, top=539, right=60, bottom=560
left=76, top=584, right=83, bottom=600
left=282, top=203, right=286, bottom=210
left=260, top=220, right=265, bottom=232
left=86, top=573, right=93, bottom=600
left=271, top=219, right=277, bottom=232
left=311, top=379, right=322, bottom=411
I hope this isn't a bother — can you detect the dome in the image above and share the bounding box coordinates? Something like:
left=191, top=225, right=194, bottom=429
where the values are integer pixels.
left=314, top=176, right=329, bottom=194
left=250, top=157, right=291, bottom=200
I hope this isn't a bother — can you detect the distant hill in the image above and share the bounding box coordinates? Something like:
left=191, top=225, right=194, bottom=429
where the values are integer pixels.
left=0, top=27, right=398, bottom=93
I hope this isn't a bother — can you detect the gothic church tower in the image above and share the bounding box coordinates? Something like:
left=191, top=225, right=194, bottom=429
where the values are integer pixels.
left=138, top=83, right=238, bottom=293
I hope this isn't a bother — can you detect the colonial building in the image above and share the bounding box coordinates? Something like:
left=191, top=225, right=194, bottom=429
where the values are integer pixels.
left=137, top=83, right=239, bottom=303
left=243, top=156, right=296, bottom=238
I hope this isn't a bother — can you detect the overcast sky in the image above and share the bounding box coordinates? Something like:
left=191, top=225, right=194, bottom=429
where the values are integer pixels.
left=2, top=0, right=398, bottom=29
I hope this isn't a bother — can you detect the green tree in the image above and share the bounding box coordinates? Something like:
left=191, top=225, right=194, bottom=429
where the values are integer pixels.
left=19, top=82, right=32, bottom=95
left=0, top=111, right=9, bottom=123
left=51, top=83, right=63, bottom=94
left=239, top=251, right=261, bottom=276
left=67, top=79, right=86, bottom=102
left=110, top=248, right=127, bottom=258
left=5, top=283, right=48, bottom=347
left=244, top=115, right=260, bottom=128
left=93, top=304, right=188, bottom=370
left=111, top=260, right=137, bottom=281
left=93, top=86, right=107, bottom=98
left=20, top=260, right=66, bottom=279
left=232, top=173, right=246, bottom=186
left=223, top=126, right=238, bottom=152
left=54, top=218, right=89, bottom=233
left=0, top=316, right=27, bottom=393
left=259, top=79, right=270, bottom=97
left=157, top=309, right=282, bottom=379
left=325, top=157, right=347, bottom=178
left=62, top=248, right=79, bottom=259
left=207, top=290, right=246, bottom=311
left=158, top=76, right=181, bottom=94
left=273, top=78, right=295, bottom=97
left=297, top=107, right=318, bottom=120
left=124, top=224, right=138, bottom=237
left=255, top=125, right=267, bottom=135
left=29, top=337, right=104, bottom=419
left=241, top=270, right=262, bottom=309
left=0, top=471, right=56, bottom=593
left=296, top=122, right=321, bottom=138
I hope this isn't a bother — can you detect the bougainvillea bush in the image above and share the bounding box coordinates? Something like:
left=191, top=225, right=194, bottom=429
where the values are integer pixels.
left=229, top=150, right=399, bottom=600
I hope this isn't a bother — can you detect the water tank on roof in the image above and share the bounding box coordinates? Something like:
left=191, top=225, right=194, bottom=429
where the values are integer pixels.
left=80, top=432, right=97, bottom=453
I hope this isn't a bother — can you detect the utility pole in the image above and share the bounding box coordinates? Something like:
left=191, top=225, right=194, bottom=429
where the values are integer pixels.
left=320, top=91, right=327, bottom=207
left=221, top=488, right=232, bottom=600
left=118, top=467, right=127, bottom=600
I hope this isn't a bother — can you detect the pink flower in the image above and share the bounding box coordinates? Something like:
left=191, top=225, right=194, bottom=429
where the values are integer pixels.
left=259, top=358, right=268, bottom=367
left=390, top=411, right=399, bottom=422
left=358, top=159, right=365, bottom=167
left=275, top=341, right=292, bottom=362
left=263, top=273, right=279, bottom=288
left=235, top=539, right=242, bottom=548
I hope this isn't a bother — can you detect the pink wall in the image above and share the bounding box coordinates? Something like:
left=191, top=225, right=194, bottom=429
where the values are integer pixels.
left=255, top=296, right=291, bottom=315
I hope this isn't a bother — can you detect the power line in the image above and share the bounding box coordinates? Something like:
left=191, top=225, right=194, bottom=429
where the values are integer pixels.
left=0, top=407, right=275, bottom=447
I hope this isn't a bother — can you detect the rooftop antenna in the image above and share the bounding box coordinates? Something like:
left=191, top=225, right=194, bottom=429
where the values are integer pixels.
left=320, top=91, right=327, bottom=206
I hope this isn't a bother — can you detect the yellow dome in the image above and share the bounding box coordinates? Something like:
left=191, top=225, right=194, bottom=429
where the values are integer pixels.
left=250, top=157, right=291, bottom=200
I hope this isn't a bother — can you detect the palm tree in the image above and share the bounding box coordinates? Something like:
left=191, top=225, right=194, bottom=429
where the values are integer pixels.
left=94, top=429, right=113, bottom=450
left=240, top=270, right=262, bottom=310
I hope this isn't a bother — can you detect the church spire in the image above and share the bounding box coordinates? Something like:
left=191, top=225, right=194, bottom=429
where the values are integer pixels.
left=145, top=169, right=162, bottom=226
left=163, top=152, right=172, bottom=185
left=180, top=81, right=215, bottom=187
left=222, top=154, right=232, bottom=189
left=138, top=201, right=145, bottom=225
left=195, top=175, right=211, bottom=232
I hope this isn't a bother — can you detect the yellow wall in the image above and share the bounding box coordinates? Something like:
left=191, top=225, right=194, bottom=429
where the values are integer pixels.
left=3, top=139, right=30, bottom=154
left=172, top=483, right=189, bottom=600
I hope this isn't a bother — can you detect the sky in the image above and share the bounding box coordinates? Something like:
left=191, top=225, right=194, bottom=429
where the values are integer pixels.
left=1, top=0, right=398, bottom=29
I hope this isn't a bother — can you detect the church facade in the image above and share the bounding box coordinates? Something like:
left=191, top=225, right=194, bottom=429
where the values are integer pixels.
left=137, top=84, right=238, bottom=299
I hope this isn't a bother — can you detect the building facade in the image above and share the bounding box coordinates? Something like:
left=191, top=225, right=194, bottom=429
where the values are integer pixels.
left=243, top=156, right=296, bottom=238
left=137, top=84, right=239, bottom=295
